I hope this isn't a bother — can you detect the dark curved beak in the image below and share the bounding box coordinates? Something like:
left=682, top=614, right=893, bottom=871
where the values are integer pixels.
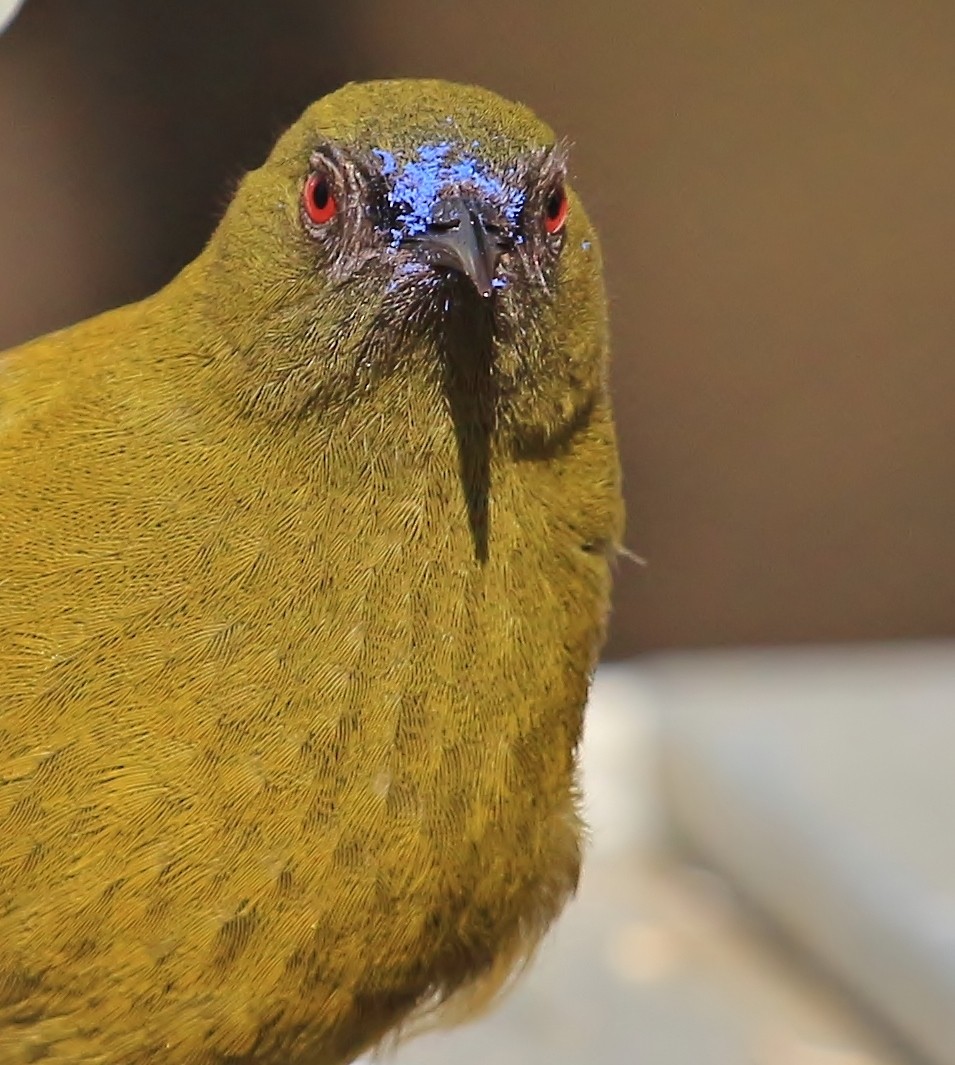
left=402, top=197, right=506, bottom=299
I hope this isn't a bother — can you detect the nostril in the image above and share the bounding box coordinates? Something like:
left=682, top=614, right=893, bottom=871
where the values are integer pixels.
left=426, top=219, right=461, bottom=234
left=481, top=222, right=514, bottom=251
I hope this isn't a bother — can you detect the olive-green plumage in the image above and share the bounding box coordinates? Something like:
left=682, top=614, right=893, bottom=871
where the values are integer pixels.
left=0, top=80, right=622, bottom=1063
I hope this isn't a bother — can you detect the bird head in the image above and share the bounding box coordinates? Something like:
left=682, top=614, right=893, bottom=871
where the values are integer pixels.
left=199, top=80, right=608, bottom=450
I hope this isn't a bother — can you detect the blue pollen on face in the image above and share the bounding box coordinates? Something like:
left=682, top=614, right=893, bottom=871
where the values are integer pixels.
left=379, top=141, right=524, bottom=244
left=385, top=259, right=425, bottom=292
left=372, top=148, right=397, bottom=176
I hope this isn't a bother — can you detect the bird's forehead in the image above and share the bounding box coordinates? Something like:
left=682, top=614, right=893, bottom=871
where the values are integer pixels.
left=372, top=139, right=526, bottom=238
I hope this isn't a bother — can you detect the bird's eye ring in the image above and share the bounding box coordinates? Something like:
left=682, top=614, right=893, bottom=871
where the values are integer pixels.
left=543, top=183, right=568, bottom=235
left=303, top=169, right=338, bottom=227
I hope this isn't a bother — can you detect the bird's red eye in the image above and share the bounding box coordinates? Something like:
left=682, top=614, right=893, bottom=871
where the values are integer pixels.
left=303, top=170, right=337, bottom=226
left=543, top=184, right=568, bottom=234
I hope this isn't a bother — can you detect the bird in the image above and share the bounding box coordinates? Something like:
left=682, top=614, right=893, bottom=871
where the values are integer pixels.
left=0, top=79, right=624, bottom=1064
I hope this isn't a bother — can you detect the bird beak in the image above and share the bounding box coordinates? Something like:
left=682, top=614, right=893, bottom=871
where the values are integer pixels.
left=402, top=196, right=504, bottom=300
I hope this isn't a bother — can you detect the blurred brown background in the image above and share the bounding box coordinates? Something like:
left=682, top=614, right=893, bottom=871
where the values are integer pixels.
left=2, top=0, right=954, bottom=656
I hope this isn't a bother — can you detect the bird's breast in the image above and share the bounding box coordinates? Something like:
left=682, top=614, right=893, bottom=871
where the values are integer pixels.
left=0, top=390, right=620, bottom=1063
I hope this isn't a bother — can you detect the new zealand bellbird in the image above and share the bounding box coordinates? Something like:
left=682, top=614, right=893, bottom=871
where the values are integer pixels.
left=0, top=79, right=623, bottom=1064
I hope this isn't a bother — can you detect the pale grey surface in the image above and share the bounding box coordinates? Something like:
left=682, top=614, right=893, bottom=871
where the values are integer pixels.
left=0, top=0, right=24, bottom=35
left=650, top=641, right=955, bottom=1065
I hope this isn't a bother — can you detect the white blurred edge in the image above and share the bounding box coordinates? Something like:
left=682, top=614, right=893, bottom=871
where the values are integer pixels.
left=0, top=0, right=25, bottom=35
left=580, top=661, right=664, bottom=858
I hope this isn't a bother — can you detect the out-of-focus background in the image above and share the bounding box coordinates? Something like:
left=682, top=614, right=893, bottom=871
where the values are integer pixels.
left=2, top=2, right=953, bottom=1063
